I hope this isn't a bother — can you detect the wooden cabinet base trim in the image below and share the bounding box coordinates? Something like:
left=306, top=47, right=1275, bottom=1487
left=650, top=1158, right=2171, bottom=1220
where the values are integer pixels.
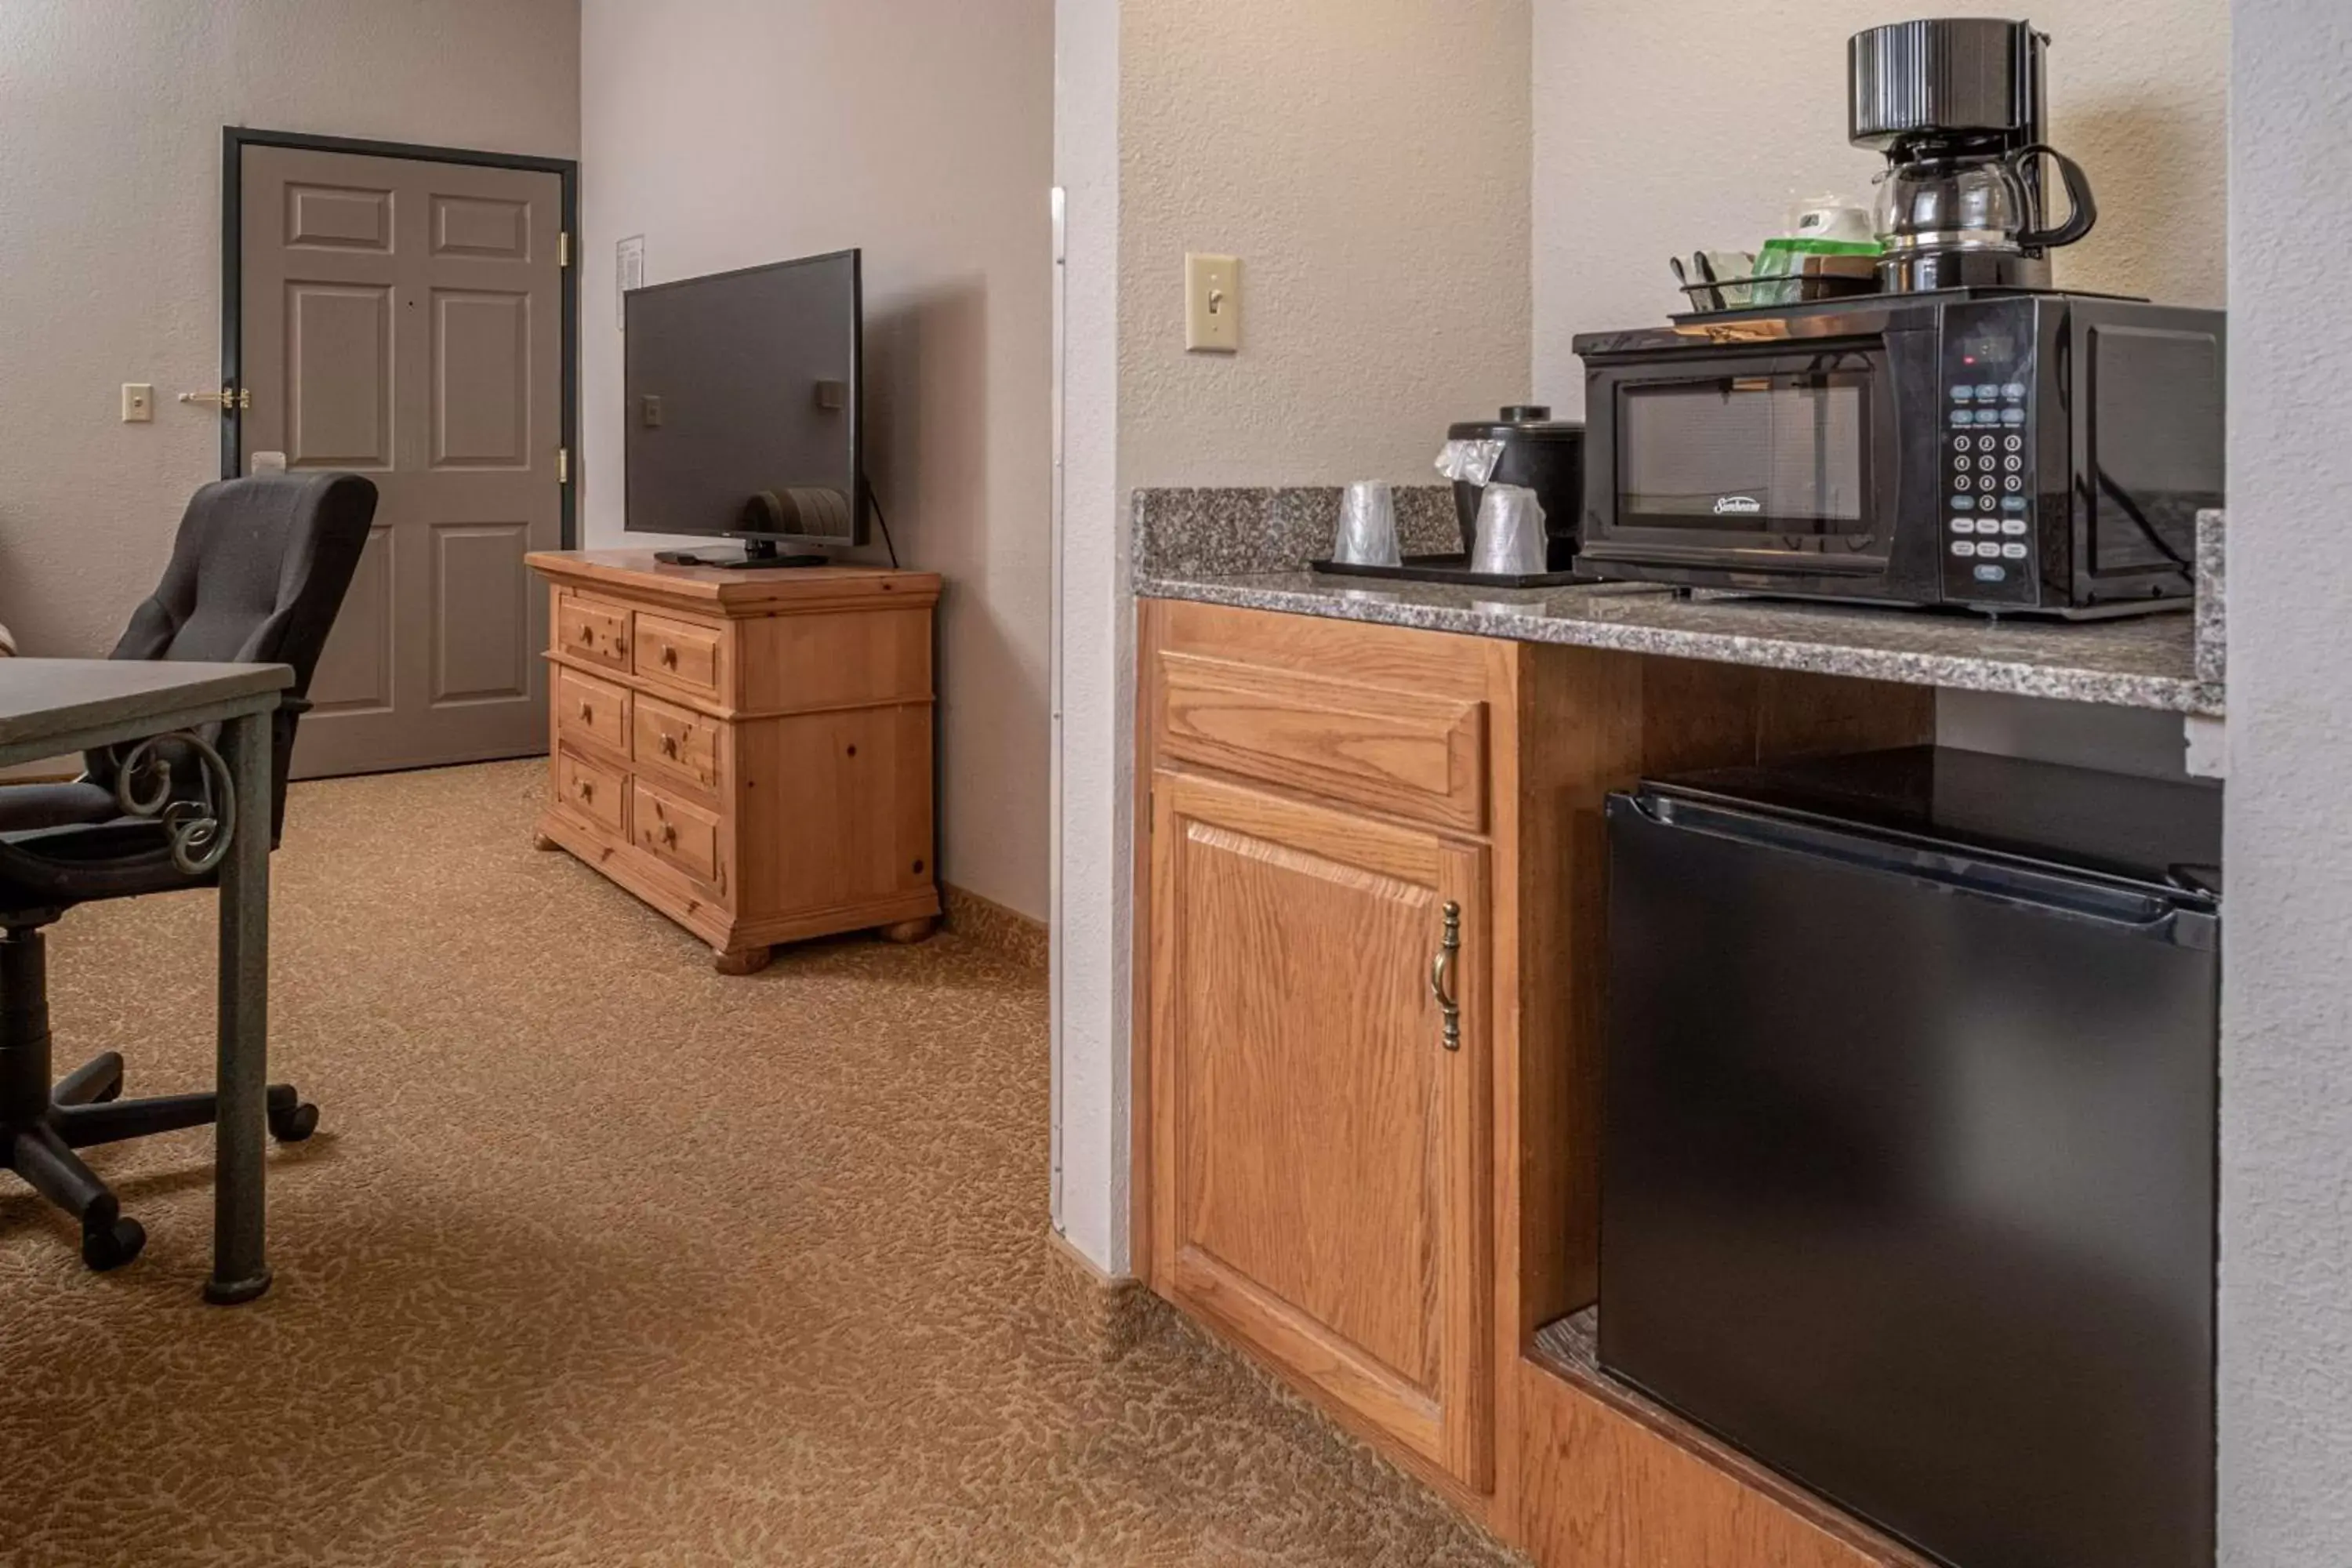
left=1516, top=1317, right=1933, bottom=1568
left=1168, top=1245, right=1446, bottom=1464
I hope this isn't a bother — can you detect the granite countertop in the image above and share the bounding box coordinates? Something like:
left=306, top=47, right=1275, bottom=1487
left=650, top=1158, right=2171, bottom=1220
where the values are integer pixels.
left=1132, top=488, right=2227, bottom=717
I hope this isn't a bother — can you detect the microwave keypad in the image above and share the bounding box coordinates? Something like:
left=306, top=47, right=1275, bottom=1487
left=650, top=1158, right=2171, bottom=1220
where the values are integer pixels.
left=1944, top=361, right=2034, bottom=605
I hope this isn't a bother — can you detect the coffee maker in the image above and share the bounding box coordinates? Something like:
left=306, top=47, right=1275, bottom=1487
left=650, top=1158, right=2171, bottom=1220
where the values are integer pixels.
left=1849, top=18, right=2098, bottom=292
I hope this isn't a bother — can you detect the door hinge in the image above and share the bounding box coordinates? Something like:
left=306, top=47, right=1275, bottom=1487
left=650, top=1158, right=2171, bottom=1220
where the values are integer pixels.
left=557, top=447, right=571, bottom=485
left=558, top=232, right=572, bottom=268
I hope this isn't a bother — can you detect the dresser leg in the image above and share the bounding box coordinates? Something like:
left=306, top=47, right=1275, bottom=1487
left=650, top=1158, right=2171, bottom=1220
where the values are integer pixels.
left=878, top=918, right=937, bottom=946
left=713, top=946, right=772, bottom=977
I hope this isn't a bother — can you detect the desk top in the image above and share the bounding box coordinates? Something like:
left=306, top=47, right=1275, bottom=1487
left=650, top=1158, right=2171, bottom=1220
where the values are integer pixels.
left=0, top=659, right=292, bottom=750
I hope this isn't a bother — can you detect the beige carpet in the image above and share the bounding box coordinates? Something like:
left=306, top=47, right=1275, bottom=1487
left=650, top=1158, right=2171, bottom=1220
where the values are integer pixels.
left=0, top=762, right=1515, bottom=1566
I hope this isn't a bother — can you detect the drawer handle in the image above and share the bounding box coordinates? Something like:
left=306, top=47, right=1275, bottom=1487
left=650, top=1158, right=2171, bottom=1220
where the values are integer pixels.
left=579, top=701, right=593, bottom=721
left=660, top=644, right=679, bottom=668
left=659, top=822, right=678, bottom=847
left=661, top=732, right=680, bottom=757
left=614, top=638, right=628, bottom=655
left=1429, top=901, right=1462, bottom=1052
left=575, top=779, right=594, bottom=801
left=577, top=624, right=593, bottom=644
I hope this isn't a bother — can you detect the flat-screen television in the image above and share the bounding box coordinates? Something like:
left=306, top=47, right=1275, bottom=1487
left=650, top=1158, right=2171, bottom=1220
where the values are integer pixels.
left=623, top=249, right=865, bottom=564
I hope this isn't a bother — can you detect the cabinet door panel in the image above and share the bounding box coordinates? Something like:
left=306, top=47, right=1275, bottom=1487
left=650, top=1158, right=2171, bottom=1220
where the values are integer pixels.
left=1152, top=770, right=1492, bottom=1488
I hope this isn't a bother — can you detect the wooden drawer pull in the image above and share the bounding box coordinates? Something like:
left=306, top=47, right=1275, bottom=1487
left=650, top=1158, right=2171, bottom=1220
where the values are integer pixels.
left=577, top=624, right=594, bottom=644
left=579, top=701, right=594, bottom=721
left=575, top=779, right=595, bottom=801
left=660, top=644, right=679, bottom=669
left=659, top=821, right=677, bottom=846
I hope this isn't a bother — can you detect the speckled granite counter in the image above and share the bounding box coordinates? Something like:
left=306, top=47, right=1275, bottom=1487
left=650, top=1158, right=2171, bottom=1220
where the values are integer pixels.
left=1134, top=488, right=2226, bottom=717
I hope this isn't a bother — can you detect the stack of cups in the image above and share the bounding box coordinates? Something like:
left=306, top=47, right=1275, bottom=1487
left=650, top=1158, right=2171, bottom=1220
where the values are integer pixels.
left=1332, top=481, right=1401, bottom=568
left=1471, top=485, right=1548, bottom=577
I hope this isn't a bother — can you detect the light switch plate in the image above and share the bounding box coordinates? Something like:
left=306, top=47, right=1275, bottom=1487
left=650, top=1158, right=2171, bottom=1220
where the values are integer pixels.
left=121, top=383, right=154, bottom=423
left=1185, top=253, right=1240, bottom=353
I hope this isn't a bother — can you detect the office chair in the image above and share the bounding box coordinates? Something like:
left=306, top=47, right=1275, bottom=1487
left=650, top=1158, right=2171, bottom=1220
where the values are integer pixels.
left=0, top=472, right=375, bottom=1269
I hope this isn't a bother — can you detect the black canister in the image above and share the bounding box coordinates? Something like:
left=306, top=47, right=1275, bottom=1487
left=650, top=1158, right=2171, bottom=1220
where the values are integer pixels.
left=1446, top=407, right=1586, bottom=570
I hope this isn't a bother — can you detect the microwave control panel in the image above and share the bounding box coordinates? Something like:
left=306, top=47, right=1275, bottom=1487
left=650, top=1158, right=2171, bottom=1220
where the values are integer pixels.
left=1940, top=305, right=2041, bottom=608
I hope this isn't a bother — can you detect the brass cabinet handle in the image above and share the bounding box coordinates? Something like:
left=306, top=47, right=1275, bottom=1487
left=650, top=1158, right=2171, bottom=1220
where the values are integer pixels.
left=661, top=732, right=680, bottom=757
left=578, top=624, right=594, bottom=643
left=660, top=822, right=678, bottom=846
left=1429, top=900, right=1462, bottom=1052
left=579, top=702, right=593, bottom=721
left=660, top=644, right=678, bottom=667
left=575, top=779, right=594, bottom=800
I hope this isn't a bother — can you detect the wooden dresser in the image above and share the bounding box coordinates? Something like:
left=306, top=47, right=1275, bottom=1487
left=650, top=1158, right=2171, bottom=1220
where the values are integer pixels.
left=526, top=550, right=942, bottom=974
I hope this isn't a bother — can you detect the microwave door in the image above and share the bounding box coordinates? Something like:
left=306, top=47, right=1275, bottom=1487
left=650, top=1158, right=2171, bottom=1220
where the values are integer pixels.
left=1594, top=354, right=1889, bottom=575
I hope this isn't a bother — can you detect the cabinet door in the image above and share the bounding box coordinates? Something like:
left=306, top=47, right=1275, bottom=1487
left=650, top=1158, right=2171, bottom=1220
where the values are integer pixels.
left=1151, top=770, right=1493, bottom=1489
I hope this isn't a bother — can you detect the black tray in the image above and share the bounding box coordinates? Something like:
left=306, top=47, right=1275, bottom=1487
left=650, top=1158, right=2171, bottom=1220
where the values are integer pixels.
left=1309, top=554, right=1590, bottom=590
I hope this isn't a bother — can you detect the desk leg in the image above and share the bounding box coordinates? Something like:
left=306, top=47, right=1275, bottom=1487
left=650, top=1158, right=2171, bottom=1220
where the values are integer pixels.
left=205, top=710, right=273, bottom=1305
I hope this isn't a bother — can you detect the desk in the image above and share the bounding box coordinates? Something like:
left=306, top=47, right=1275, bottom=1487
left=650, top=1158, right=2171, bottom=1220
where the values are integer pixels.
left=0, top=659, right=292, bottom=1303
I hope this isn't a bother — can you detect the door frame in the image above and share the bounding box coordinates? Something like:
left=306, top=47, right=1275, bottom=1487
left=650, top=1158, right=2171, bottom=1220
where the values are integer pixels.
left=218, top=126, right=579, bottom=546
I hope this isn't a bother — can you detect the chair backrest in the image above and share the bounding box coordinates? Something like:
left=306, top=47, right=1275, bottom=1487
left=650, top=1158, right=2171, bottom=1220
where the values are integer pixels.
left=99, top=473, right=376, bottom=822
left=113, top=472, right=376, bottom=686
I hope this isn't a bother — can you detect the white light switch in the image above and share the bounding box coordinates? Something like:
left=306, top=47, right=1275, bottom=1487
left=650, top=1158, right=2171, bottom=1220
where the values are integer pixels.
left=121, top=383, right=154, bottom=423
left=1185, top=253, right=1240, bottom=354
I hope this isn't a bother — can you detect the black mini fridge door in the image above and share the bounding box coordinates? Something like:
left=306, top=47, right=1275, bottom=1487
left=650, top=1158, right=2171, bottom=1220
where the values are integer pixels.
left=1599, top=771, right=2217, bottom=1568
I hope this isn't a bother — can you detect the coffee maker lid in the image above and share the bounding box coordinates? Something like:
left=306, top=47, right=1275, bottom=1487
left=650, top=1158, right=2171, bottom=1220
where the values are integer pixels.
left=1849, top=17, right=2045, bottom=151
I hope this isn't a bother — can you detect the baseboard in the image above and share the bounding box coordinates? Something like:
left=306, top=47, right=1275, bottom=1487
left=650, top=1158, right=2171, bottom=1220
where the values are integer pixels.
left=941, top=881, right=1049, bottom=971
left=1041, top=1230, right=1153, bottom=1363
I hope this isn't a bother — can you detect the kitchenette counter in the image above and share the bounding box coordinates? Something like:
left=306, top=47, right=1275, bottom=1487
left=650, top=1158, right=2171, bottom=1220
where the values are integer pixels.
left=1133, top=488, right=2226, bottom=717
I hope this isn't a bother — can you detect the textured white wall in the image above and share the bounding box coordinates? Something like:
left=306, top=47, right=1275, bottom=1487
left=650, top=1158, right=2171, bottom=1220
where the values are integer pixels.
left=2222, top=1, right=2352, bottom=1561
left=1120, top=0, right=1534, bottom=487
left=579, top=0, right=1055, bottom=921
left=1532, top=0, right=2228, bottom=414
left=1053, top=0, right=1127, bottom=1271
left=0, top=0, right=580, bottom=659
left=1048, top=0, right=1534, bottom=1276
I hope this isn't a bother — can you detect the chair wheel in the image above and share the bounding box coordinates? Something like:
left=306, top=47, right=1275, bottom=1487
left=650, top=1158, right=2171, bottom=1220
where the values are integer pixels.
left=83, top=1217, right=146, bottom=1272
left=269, top=1101, right=320, bottom=1143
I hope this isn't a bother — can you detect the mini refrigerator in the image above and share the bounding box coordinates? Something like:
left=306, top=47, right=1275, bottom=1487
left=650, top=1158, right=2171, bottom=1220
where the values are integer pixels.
left=1600, top=746, right=2219, bottom=1568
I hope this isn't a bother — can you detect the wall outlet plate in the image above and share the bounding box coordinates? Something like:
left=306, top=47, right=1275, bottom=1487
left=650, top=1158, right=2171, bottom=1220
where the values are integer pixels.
left=121, top=383, right=154, bottom=423
left=1185, top=253, right=1240, bottom=353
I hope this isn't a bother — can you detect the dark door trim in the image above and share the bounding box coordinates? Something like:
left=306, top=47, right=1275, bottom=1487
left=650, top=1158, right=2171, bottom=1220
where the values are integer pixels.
left=220, top=127, right=580, bottom=547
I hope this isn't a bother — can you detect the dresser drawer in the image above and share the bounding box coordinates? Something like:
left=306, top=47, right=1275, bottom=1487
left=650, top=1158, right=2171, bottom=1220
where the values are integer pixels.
left=633, top=691, right=724, bottom=792
left=633, top=779, right=725, bottom=891
left=556, top=666, right=631, bottom=755
left=554, top=747, right=628, bottom=837
left=557, top=593, right=631, bottom=671
left=634, top=612, right=726, bottom=699
left=1156, top=648, right=1488, bottom=832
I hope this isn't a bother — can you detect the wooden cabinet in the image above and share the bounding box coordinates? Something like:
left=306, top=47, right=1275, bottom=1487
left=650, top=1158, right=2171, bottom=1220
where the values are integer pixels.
left=529, top=551, right=942, bottom=973
left=1150, top=771, right=1492, bottom=1490
left=1135, top=597, right=1937, bottom=1552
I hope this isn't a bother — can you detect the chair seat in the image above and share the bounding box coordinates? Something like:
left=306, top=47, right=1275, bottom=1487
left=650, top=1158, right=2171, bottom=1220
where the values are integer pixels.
left=0, top=816, right=191, bottom=914
left=0, top=779, right=122, bottom=833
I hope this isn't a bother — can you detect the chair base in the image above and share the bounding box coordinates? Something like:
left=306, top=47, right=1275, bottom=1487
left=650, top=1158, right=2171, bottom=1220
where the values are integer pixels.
left=2, top=1047, right=318, bottom=1272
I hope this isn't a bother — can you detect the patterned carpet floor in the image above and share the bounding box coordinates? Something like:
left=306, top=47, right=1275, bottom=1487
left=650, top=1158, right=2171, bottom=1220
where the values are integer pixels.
left=0, top=761, right=1515, bottom=1566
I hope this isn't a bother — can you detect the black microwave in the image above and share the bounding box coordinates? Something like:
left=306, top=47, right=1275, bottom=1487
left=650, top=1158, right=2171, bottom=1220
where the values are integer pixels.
left=1571, top=291, right=2225, bottom=617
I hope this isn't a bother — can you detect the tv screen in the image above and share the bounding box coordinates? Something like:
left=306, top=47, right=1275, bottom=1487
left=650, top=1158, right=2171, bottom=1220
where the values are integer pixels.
left=622, top=249, right=864, bottom=547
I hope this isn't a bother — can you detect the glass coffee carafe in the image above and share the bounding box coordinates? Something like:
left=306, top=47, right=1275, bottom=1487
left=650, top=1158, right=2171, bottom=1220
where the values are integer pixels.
left=1871, top=142, right=2098, bottom=292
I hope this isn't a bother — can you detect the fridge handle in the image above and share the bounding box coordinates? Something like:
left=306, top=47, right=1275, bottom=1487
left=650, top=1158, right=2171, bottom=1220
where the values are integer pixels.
left=1625, top=793, right=2216, bottom=947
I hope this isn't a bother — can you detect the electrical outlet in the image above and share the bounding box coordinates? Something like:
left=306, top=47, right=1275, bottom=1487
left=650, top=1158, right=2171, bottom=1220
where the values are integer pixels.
left=1185, top=253, right=1240, bottom=353
left=121, top=383, right=154, bottom=423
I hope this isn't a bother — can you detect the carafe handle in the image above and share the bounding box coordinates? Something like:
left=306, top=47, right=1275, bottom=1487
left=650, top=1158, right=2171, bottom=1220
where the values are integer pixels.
left=2012, top=143, right=2099, bottom=252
